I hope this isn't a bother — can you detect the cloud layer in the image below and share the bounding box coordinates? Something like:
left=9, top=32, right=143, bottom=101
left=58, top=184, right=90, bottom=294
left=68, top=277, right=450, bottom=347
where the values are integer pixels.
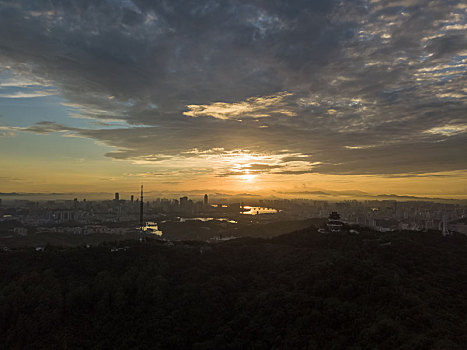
left=0, top=0, right=466, bottom=178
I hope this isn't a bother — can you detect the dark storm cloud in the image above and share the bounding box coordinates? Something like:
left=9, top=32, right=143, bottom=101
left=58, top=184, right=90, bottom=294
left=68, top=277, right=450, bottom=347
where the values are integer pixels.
left=0, top=0, right=466, bottom=175
left=0, top=0, right=349, bottom=111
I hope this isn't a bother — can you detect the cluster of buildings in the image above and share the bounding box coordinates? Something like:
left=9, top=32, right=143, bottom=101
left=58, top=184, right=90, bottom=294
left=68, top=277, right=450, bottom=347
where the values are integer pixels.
left=0, top=193, right=221, bottom=237
left=253, top=199, right=467, bottom=234
left=1, top=194, right=466, bottom=237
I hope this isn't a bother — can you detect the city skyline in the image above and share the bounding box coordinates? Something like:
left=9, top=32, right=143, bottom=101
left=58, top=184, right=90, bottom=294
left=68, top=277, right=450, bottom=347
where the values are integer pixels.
left=1, top=0, right=466, bottom=199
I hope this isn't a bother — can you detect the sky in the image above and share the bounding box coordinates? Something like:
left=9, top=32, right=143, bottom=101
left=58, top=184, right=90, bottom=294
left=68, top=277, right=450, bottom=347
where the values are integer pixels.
left=0, top=0, right=466, bottom=200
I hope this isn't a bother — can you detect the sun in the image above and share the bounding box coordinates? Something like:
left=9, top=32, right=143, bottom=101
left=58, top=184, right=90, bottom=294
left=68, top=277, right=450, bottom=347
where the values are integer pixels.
left=238, top=168, right=257, bottom=181
left=240, top=173, right=257, bottom=181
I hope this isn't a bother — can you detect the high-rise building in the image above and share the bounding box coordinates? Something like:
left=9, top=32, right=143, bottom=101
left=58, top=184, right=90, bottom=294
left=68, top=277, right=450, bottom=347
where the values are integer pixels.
left=131, top=195, right=134, bottom=203
left=114, top=192, right=120, bottom=201
left=180, top=196, right=188, bottom=210
left=204, top=194, right=209, bottom=208
left=442, top=214, right=451, bottom=237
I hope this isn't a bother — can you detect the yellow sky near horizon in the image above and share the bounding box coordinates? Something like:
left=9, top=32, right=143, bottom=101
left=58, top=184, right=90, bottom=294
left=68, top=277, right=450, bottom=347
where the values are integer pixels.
left=1, top=140, right=466, bottom=199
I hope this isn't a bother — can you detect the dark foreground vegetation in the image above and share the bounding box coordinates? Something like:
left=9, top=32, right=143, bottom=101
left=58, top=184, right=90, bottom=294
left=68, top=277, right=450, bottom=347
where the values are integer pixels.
left=1, top=228, right=467, bottom=349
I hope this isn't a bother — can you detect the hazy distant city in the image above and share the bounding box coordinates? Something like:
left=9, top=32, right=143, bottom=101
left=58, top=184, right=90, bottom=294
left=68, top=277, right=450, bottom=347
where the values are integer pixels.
left=2, top=190, right=466, bottom=249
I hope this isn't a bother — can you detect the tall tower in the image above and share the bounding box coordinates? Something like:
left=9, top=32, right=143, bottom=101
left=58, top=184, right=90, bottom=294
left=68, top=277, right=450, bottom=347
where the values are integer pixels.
left=442, top=214, right=450, bottom=237
left=204, top=194, right=209, bottom=208
left=140, top=185, right=144, bottom=231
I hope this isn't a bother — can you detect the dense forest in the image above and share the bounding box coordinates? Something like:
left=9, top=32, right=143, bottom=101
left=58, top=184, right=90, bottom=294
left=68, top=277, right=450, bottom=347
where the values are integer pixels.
left=1, top=227, right=466, bottom=349
left=0, top=218, right=324, bottom=248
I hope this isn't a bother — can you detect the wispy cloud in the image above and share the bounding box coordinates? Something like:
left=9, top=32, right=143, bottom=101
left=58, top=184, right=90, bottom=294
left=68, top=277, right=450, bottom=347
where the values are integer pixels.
left=184, top=92, right=294, bottom=120
left=0, top=90, right=57, bottom=98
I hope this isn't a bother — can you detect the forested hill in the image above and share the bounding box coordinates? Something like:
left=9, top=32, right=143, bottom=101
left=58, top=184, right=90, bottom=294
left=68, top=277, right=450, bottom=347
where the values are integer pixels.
left=1, top=228, right=467, bottom=349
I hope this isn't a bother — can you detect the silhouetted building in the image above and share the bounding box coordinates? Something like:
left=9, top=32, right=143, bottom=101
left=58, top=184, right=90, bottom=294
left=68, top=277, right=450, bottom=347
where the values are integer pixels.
left=204, top=194, right=209, bottom=208
left=131, top=195, right=134, bottom=203
left=114, top=192, right=120, bottom=201
left=327, top=211, right=344, bottom=232
left=373, top=218, right=398, bottom=232
left=180, top=196, right=188, bottom=210
left=14, top=227, right=28, bottom=236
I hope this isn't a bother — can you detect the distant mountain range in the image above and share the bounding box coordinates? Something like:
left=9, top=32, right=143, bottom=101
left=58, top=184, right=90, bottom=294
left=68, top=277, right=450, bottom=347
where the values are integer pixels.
left=0, top=190, right=464, bottom=203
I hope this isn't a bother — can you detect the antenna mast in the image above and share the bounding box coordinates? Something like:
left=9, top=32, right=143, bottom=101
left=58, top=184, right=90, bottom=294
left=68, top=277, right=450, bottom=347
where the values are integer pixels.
left=140, top=185, right=144, bottom=231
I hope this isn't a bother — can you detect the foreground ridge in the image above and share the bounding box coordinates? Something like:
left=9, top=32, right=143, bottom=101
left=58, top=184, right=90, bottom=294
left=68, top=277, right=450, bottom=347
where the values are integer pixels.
left=1, top=227, right=466, bottom=349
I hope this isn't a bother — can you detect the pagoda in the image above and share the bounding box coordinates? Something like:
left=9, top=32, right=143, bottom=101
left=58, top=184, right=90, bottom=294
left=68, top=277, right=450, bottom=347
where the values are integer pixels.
left=327, top=211, right=344, bottom=232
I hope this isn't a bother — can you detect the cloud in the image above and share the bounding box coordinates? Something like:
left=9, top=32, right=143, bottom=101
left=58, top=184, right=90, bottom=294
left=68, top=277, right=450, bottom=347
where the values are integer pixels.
left=0, top=0, right=465, bottom=177
left=218, top=163, right=285, bottom=177
left=19, top=121, right=72, bottom=134
left=0, top=90, right=57, bottom=98
left=276, top=188, right=462, bottom=201
left=424, top=124, right=467, bottom=136
left=0, top=129, right=15, bottom=137
left=184, top=92, right=295, bottom=120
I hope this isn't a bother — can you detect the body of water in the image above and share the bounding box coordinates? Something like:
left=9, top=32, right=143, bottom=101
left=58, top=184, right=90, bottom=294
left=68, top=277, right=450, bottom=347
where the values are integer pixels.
left=241, top=206, right=278, bottom=215
left=242, top=205, right=278, bottom=215
left=179, top=217, right=237, bottom=224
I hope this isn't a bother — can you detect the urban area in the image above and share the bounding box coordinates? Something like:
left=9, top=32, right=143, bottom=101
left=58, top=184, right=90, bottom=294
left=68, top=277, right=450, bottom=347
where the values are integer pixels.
left=1, top=187, right=466, bottom=248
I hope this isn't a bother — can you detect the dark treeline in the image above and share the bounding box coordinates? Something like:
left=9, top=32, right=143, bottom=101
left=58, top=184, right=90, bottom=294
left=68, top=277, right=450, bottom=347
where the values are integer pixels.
left=1, top=228, right=467, bottom=349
